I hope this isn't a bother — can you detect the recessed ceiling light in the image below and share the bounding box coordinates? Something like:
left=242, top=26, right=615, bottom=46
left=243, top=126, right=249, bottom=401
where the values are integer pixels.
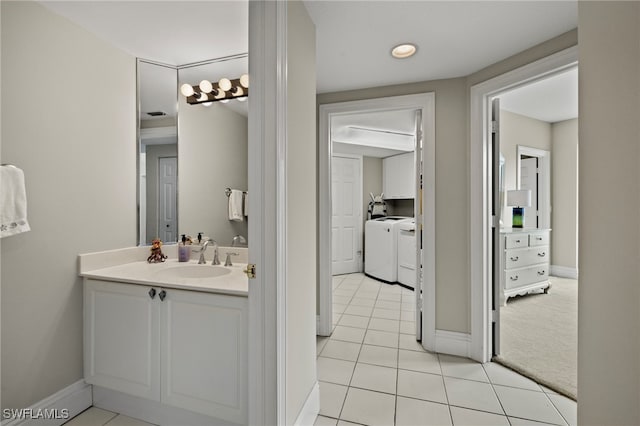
left=391, top=43, right=417, bottom=59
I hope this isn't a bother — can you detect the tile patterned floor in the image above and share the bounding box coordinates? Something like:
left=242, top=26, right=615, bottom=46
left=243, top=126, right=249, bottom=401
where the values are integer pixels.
left=316, top=273, right=577, bottom=426
left=63, top=407, right=156, bottom=426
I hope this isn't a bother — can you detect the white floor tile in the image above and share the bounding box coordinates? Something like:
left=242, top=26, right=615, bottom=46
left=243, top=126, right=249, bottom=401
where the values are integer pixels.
left=349, top=298, right=376, bottom=307
left=371, top=307, right=401, bottom=320
left=398, top=349, right=441, bottom=375
left=368, top=317, right=400, bottom=333
left=333, top=303, right=348, bottom=314
left=338, top=314, right=370, bottom=329
left=350, top=362, right=397, bottom=394
left=450, top=406, right=510, bottom=426
left=547, top=393, right=577, bottom=426
left=439, top=354, right=489, bottom=382
left=397, top=369, right=448, bottom=404
left=320, top=340, right=361, bottom=362
left=319, top=381, right=348, bottom=418
left=344, top=305, right=373, bottom=317
left=398, top=333, right=425, bottom=352
left=317, top=357, right=355, bottom=385
left=374, top=300, right=401, bottom=310
left=400, top=310, right=415, bottom=321
left=314, top=415, right=338, bottom=426
left=334, top=289, right=356, bottom=298
left=363, top=329, right=399, bottom=348
left=395, top=396, right=452, bottom=426
left=443, top=377, right=503, bottom=415
left=105, top=415, right=156, bottom=426
left=354, top=290, right=379, bottom=300
left=317, top=336, right=330, bottom=356
left=483, top=362, right=541, bottom=391
left=331, top=326, right=366, bottom=344
left=357, top=344, right=398, bottom=368
left=340, top=387, right=396, bottom=426
left=493, top=385, right=567, bottom=425
left=401, top=302, right=416, bottom=311
left=337, top=421, right=362, bottom=426
left=399, top=321, right=416, bottom=335
left=508, top=417, right=559, bottom=425
left=377, top=292, right=402, bottom=302
left=333, top=295, right=353, bottom=305
left=64, top=407, right=118, bottom=426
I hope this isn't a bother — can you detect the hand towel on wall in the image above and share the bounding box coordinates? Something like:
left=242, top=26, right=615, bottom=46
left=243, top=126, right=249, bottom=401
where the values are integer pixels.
left=1, top=165, right=31, bottom=238
left=228, top=189, right=244, bottom=222
left=243, top=192, right=248, bottom=217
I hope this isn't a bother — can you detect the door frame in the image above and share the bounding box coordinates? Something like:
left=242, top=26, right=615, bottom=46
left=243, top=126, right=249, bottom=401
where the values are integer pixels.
left=331, top=153, right=364, bottom=275
left=318, top=93, right=436, bottom=351
left=517, top=145, right=551, bottom=229
left=469, top=46, right=578, bottom=363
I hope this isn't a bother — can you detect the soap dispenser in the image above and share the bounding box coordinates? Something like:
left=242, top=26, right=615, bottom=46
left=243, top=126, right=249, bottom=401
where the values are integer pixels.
left=178, top=234, right=191, bottom=262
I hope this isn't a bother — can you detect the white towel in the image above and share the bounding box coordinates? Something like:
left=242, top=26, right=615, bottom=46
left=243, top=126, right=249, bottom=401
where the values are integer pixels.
left=243, top=191, right=248, bottom=217
left=228, top=189, right=244, bottom=222
left=1, top=165, right=31, bottom=238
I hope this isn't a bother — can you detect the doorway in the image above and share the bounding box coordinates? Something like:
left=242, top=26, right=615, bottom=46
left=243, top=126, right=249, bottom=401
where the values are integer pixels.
left=318, top=93, right=436, bottom=350
left=470, top=47, right=579, bottom=398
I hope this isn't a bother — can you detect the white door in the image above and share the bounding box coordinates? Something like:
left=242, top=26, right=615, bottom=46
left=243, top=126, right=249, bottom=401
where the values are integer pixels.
left=84, top=279, right=161, bottom=400
left=520, top=157, right=538, bottom=228
left=331, top=155, right=362, bottom=275
left=159, top=156, right=177, bottom=243
left=491, top=98, right=502, bottom=356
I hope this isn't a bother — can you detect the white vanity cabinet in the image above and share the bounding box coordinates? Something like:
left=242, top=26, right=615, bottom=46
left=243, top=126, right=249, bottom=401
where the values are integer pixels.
left=500, top=229, right=551, bottom=304
left=84, top=279, right=248, bottom=424
left=383, top=152, right=415, bottom=199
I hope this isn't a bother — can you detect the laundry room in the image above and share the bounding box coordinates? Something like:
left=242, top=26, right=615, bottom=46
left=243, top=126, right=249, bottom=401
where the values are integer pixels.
left=330, top=108, right=419, bottom=290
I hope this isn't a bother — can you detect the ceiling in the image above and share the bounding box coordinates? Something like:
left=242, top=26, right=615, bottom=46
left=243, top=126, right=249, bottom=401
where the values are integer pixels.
left=40, top=1, right=578, bottom=150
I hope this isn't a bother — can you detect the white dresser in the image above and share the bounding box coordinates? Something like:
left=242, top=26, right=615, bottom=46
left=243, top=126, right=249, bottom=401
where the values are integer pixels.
left=500, top=228, right=551, bottom=304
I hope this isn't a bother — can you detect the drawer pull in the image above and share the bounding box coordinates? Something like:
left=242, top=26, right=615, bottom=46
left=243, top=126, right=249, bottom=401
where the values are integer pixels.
left=536, top=237, right=543, bottom=241
left=538, top=270, right=546, bottom=275
left=159, top=290, right=167, bottom=301
left=538, top=252, right=546, bottom=257
left=515, top=239, right=521, bottom=243
left=510, top=275, right=519, bottom=281
left=510, top=256, right=519, bottom=261
left=148, top=288, right=156, bottom=299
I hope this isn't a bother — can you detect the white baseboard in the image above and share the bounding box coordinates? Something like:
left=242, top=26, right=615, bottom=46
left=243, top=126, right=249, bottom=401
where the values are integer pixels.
left=550, top=265, right=578, bottom=279
left=435, top=330, right=471, bottom=358
left=1, top=380, right=92, bottom=426
left=293, top=382, right=320, bottom=426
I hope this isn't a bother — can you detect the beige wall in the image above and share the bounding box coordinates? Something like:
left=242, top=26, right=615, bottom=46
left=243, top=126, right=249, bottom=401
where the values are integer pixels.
left=551, top=118, right=578, bottom=270
left=578, top=2, right=640, bottom=424
left=1, top=1, right=136, bottom=409
left=319, top=78, right=470, bottom=333
left=499, top=109, right=552, bottom=226
left=178, top=100, right=248, bottom=246
left=286, top=1, right=317, bottom=423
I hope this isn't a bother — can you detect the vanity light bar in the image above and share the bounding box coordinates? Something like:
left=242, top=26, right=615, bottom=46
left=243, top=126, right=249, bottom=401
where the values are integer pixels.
left=181, top=77, right=249, bottom=105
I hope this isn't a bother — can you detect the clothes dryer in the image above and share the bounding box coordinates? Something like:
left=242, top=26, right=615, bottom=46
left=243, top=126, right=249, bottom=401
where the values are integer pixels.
left=397, top=219, right=417, bottom=289
left=364, top=216, right=412, bottom=282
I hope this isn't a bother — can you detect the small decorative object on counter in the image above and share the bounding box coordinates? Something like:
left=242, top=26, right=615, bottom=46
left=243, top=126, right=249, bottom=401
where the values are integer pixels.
left=147, top=238, right=168, bottom=263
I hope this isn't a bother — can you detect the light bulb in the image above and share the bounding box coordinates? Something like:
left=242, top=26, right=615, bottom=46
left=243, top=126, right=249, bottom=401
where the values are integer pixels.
left=391, top=43, right=417, bottom=59
left=218, top=78, right=232, bottom=92
left=214, top=89, right=226, bottom=99
left=232, top=86, right=244, bottom=97
left=197, top=92, right=208, bottom=102
left=180, top=83, right=195, bottom=97
left=199, top=80, right=213, bottom=93
left=240, top=74, right=249, bottom=88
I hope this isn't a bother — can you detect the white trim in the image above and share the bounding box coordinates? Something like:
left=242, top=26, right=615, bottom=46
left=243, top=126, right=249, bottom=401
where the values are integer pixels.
left=1, top=380, right=92, bottom=426
left=316, top=314, right=321, bottom=333
left=293, top=383, right=320, bottom=426
left=470, top=46, right=578, bottom=363
left=435, top=330, right=471, bottom=358
left=516, top=145, right=551, bottom=229
left=331, top=153, right=364, bottom=275
left=550, top=265, right=578, bottom=279
left=319, top=93, right=436, bottom=349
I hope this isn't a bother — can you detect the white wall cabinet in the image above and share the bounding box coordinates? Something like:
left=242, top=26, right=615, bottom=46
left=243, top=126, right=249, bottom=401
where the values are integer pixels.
left=84, top=279, right=248, bottom=424
left=383, top=152, right=415, bottom=199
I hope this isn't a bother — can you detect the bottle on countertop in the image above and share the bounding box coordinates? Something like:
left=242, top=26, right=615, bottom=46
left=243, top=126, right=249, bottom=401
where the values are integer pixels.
left=178, top=234, right=192, bottom=262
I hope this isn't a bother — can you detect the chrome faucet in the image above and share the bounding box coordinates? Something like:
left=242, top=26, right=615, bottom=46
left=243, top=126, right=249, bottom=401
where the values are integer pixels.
left=225, top=252, right=239, bottom=266
left=194, top=240, right=209, bottom=264
left=231, top=235, right=247, bottom=247
left=210, top=240, right=220, bottom=265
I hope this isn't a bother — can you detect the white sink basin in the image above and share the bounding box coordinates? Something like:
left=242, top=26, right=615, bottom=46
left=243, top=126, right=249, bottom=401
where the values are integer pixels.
left=155, top=264, right=231, bottom=280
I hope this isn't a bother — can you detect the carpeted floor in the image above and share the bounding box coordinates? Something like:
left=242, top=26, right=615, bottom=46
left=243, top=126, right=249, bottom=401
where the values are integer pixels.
left=496, top=276, right=577, bottom=400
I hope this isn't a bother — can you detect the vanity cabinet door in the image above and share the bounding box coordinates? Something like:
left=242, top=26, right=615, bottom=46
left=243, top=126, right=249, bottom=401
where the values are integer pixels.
left=160, top=289, right=248, bottom=423
left=84, top=279, right=161, bottom=400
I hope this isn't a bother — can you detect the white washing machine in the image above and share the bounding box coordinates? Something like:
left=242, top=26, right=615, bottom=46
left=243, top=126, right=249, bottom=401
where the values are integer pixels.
left=397, top=219, right=417, bottom=289
left=364, top=216, right=412, bottom=282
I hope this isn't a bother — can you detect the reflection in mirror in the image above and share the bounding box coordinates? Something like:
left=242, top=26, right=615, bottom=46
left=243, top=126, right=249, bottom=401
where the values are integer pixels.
left=137, top=60, right=178, bottom=245
left=178, top=55, right=248, bottom=246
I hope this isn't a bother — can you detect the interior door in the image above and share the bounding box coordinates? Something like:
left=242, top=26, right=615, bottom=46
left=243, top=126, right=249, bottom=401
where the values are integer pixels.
left=520, top=157, right=539, bottom=228
left=331, top=155, right=362, bottom=275
left=158, top=156, right=177, bottom=243
left=491, top=98, right=501, bottom=356
left=412, top=109, right=423, bottom=341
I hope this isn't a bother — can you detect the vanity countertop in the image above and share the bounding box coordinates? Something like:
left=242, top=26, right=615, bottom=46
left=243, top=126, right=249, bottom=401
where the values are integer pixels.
left=79, top=246, right=249, bottom=296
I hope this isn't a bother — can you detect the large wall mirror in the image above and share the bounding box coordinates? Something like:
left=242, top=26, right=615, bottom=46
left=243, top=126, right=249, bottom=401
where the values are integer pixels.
left=137, top=55, right=248, bottom=246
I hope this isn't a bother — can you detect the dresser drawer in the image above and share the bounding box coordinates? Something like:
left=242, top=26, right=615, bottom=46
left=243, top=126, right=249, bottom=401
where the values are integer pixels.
left=505, top=234, right=529, bottom=249
left=529, top=231, right=550, bottom=247
left=504, top=265, right=549, bottom=290
left=504, top=246, right=550, bottom=269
